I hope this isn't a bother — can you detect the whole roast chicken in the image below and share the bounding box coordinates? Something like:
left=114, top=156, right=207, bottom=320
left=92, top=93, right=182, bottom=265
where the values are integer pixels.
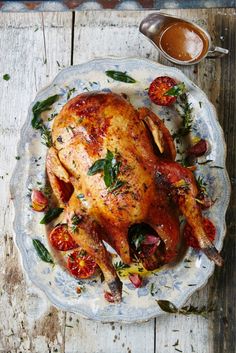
left=46, top=92, right=222, bottom=302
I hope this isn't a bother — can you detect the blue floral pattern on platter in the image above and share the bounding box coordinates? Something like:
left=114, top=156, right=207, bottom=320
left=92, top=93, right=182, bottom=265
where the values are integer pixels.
left=10, top=58, right=230, bottom=323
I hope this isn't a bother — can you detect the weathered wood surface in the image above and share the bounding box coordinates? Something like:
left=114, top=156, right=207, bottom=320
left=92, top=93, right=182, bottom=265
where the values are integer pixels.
left=0, top=8, right=235, bottom=353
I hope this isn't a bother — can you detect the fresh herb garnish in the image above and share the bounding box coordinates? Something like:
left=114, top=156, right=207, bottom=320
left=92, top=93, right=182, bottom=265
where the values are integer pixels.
left=196, top=176, right=207, bottom=195
left=150, top=283, right=155, bottom=296
left=3, top=74, right=10, bottom=81
left=71, top=214, right=82, bottom=225
left=71, top=214, right=82, bottom=232
left=129, top=223, right=154, bottom=252
left=107, top=179, right=126, bottom=193
left=15, top=156, right=20, bottom=160
left=40, top=207, right=63, bottom=224
left=32, top=239, right=54, bottom=264
left=131, top=233, right=145, bottom=251
left=40, top=124, right=53, bottom=147
left=32, top=95, right=59, bottom=129
left=105, top=70, right=136, bottom=84
left=87, top=159, right=106, bottom=176
left=174, top=93, right=193, bottom=137
left=32, top=95, right=59, bottom=147
left=66, top=87, right=76, bottom=100
left=157, top=300, right=214, bottom=317
left=165, top=82, right=186, bottom=97
left=114, top=261, right=130, bottom=271
left=87, top=150, right=125, bottom=192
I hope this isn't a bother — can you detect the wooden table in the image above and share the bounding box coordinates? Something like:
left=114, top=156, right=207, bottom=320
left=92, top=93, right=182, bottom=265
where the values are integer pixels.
left=0, top=8, right=235, bottom=353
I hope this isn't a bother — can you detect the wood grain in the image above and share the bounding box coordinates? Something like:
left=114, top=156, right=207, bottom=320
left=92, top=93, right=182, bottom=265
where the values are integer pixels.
left=0, top=8, right=235, bottom=353
left=0, top=12, right=72, bottom=352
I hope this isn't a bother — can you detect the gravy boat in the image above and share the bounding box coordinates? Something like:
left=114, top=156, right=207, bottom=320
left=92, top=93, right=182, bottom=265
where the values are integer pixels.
left=139, top=12, right=229, bottom=65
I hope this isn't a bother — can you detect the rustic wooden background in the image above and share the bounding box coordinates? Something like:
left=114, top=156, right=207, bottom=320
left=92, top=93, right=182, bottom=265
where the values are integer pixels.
left=0, top=8, right=235, bottom=353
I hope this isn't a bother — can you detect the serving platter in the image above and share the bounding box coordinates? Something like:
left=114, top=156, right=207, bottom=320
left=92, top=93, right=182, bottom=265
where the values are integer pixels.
left=10, top=57, right=230, bottom=322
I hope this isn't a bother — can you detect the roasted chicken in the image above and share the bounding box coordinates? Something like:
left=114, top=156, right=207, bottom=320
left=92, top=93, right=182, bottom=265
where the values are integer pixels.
left=46, top=92, right=223, bottom=302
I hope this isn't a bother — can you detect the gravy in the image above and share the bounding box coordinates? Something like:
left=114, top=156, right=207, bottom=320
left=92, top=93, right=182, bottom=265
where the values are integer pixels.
left=153, top=21, right=209, bottom=63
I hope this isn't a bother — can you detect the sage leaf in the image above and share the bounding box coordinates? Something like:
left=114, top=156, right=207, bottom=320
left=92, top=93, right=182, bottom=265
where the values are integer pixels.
left=32, top=239, right=54, bottom=264
left=107, top=179, right=126, bottom=193
left=87, top=159, right=106, bottom=176
left=104, top=159, right=113, bottom=187
left=40, top=207, right=63, bottom=224
left=105, top=70, right=136, bottom=83
left=156, top=300, right=178, bottom=313
left=32, top=94, right=59, bottom=129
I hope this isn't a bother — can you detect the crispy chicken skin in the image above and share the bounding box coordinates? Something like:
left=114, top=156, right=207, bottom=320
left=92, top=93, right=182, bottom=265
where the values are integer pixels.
left=47, top=92, right=222, bottom=302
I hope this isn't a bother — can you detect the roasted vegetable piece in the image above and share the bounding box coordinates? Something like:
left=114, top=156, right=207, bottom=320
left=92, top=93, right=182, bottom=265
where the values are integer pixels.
left=148, top=76, right=177, bottom=106
left=31, top=189, right=48, bottom=211
left=67, top=250, right=98, bottom=279
left=187, top=139, right=208, bottom=157
left=49, top=224, right=78, bottom=251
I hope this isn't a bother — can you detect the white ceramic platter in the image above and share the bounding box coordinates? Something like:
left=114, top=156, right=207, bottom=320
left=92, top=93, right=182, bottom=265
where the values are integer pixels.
left=11, top=58, right=230, bottom=322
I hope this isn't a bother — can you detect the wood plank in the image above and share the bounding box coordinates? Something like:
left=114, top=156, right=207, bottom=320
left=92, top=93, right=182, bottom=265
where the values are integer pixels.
left=210, top=9, right=236, bottom=353
left=0, top=12, right=72, bottom=352
left=65, top=316, right=154, bottom=353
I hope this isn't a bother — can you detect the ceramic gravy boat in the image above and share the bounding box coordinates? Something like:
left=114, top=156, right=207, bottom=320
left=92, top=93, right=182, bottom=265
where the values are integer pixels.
left=139, top=12, right=229, bottom=65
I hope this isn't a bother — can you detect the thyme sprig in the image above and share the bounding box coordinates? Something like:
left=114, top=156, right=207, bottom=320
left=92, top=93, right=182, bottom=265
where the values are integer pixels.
left=114, top=261, right=130, bottom=271
left=174, top=92, right=193, bottom=138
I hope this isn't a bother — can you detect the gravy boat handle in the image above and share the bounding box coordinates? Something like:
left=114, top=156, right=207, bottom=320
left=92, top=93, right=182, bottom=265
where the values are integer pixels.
left=207, top=46, right=229, bottom=58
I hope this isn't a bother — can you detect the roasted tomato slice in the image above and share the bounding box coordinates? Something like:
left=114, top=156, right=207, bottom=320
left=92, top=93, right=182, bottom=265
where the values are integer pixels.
left=148, top=76, right=177, bottom=106
left=49, top=224, right=78, bottom=251
left=184, top=218, right=216, bottom=249
left=67, top=250, right=98, bottom=279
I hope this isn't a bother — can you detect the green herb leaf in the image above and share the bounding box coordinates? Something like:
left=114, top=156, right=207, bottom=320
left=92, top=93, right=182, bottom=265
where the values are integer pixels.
left=3, top=74, right=10, bottom=81
left=157, top=300, right=178, bottom=313
left=107, top=179, right=126, bottom=193
left=32, top=94, right=59, bottom=129
left=88, top=150, right=125, bottom=192
left=66, top=87, right=76, bottom=100
left=87, top=159, right=106, bottom=176
left=196, top=176, right=207, bottom=195
left=104, top=158, right=114, bottom=187
left=174, top=93, right=193, bottom=137
left=114, top=261, right=130, bottom=271
left=105, top=70, right=136, bottom=83
left=71, top=214, right=82, bottom=225
left=15, top=156, right=20, bottom=160
left=40, top=207, right=63, bottom=224
left=31, top=95, right=59, bottom=147
left=165, top=82, right=186, bottom=97
left=157, top=300, right=214, bottom=317
left=131, top=233, right=145, bottom=251
left=32, top=239, right=54, bottom=264
left=40, top=124, right=52, bottom=148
